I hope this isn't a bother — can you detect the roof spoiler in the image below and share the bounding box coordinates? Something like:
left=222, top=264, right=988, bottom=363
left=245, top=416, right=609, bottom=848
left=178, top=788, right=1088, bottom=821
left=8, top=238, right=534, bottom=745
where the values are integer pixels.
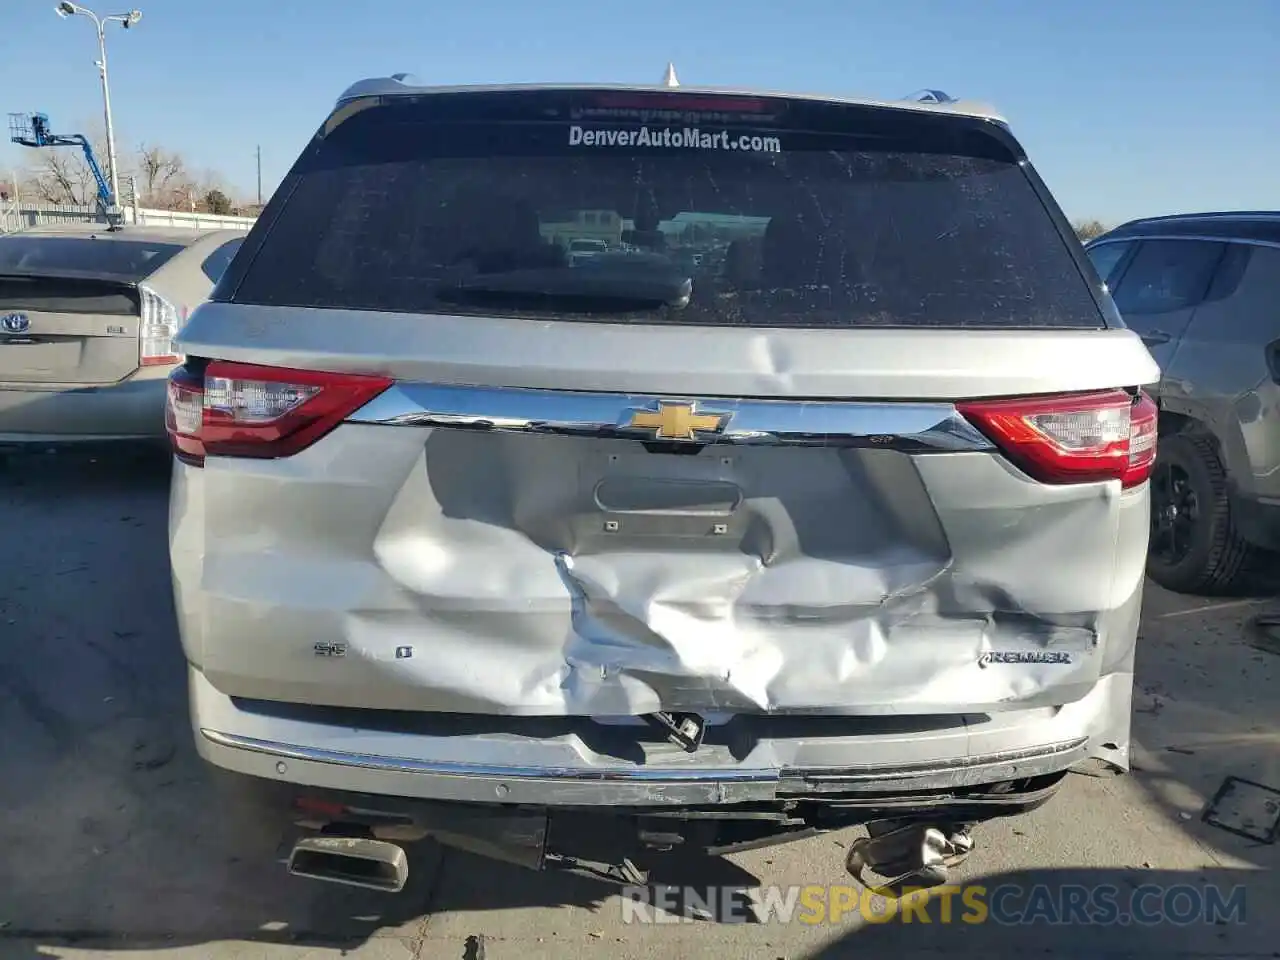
left=904, top=89, right=959, bottom=104
left=326, top=78, right=1009, bottom=126
left=334, top=73, right=419, bottom=106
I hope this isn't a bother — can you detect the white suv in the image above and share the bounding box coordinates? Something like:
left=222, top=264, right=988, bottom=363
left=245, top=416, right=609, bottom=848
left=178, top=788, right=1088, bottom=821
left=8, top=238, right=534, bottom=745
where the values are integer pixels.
left=166, top=78, right=1158, bottom=894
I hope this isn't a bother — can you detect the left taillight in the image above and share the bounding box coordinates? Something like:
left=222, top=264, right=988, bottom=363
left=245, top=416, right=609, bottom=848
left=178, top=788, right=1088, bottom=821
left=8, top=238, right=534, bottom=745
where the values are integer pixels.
left=957, top=389, right=1158, bottom=489
left=165, top=360, right=394, bottom=467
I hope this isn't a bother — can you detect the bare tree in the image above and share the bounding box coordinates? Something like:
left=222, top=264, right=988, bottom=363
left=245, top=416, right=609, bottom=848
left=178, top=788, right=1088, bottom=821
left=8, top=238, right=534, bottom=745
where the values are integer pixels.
left=1073, top=219, right=1108, bottom=241
left=135, top=143, right=192, bottom=209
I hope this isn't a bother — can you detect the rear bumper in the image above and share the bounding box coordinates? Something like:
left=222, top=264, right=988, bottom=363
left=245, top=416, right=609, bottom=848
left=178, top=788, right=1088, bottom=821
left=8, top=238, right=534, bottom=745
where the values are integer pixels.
left=191, top=665, right=1131, bottom=809
left=0, top=369, right=171, bottom=443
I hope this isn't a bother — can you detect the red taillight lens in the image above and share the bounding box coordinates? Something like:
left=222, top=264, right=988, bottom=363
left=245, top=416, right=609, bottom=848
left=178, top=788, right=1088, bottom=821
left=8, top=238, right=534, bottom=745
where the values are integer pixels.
left=957, top=389, right=1158, bottom=489
left=165, top=366, right=206, bottom=466
left=165, top=361, right=393, bottom=467
left=1122, top=391, right=1159, bottom=487
left=294, top=796, right=349, bottom=819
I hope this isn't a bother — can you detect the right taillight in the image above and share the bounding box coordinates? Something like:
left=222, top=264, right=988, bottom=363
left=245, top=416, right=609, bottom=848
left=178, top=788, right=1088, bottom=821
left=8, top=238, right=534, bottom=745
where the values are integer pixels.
left=138, top=285, right=183, bottom=366
left=165, top=360, right=393, bottom=467
left=957, top=389, right=1158, bottom=489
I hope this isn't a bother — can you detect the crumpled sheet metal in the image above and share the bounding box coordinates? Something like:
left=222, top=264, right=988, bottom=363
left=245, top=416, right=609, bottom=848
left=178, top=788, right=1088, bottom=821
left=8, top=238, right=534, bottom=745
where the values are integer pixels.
left=347, top=575, right=1100, bottom=718
left=361, top=442, right=1121, bottom=718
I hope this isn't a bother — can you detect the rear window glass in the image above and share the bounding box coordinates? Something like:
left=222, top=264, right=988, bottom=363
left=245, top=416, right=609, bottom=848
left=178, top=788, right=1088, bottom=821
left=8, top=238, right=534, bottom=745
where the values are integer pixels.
left=0, top=236, right=185, bottom=281
left=231, top=93, right=1102, bottom=329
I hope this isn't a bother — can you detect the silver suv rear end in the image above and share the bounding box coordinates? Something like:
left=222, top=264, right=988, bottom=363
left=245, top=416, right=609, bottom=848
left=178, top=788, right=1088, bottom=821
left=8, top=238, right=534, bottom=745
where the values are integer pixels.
left=167, top=80, right=1159, bottom=890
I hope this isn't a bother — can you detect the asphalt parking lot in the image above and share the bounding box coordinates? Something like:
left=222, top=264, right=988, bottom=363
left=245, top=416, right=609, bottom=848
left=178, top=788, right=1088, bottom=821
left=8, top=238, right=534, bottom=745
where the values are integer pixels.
left=1, top=449, right=1277, bottom=960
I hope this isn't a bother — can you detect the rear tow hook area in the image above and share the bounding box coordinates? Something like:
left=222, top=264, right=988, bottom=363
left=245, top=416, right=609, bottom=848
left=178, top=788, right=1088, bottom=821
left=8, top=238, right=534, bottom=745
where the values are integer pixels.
left=642, top=711, right=706, bottom=753
left=844, top=820, right=976, bottom=897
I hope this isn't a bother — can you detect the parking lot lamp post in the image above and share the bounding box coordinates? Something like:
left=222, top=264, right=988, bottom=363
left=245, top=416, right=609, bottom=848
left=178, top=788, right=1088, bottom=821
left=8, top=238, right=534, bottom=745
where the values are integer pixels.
left=54, top=2, right=143, bottom=210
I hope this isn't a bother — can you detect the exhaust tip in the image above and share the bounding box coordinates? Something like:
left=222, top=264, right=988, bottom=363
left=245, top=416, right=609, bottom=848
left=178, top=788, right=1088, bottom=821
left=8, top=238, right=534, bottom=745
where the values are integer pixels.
left=288, top=835, right=409, bottom=893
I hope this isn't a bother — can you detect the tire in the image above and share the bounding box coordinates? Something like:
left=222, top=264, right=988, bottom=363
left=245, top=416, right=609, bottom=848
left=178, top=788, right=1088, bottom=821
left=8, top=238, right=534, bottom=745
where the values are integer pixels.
left=1146, top=431, right=1259, bottom=595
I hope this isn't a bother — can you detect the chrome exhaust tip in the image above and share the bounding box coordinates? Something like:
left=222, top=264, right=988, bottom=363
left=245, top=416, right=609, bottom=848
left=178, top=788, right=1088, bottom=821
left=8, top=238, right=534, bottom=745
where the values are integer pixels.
left=287, top=835, right=409, bottom=893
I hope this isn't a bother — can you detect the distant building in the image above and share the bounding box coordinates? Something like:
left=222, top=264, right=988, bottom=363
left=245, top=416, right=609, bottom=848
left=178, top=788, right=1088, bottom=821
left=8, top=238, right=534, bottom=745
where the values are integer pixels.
left=541, top=209, right=623, bottom=247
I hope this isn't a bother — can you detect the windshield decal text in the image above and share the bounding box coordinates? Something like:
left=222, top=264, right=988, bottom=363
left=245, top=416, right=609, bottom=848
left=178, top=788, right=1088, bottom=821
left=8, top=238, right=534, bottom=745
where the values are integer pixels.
left=568, top=125, right=782, bottom=153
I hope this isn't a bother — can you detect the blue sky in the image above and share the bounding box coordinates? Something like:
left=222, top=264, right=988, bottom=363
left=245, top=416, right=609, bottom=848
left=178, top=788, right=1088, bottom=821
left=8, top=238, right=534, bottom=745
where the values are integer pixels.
left=1, top=0, right=1276, bottom=223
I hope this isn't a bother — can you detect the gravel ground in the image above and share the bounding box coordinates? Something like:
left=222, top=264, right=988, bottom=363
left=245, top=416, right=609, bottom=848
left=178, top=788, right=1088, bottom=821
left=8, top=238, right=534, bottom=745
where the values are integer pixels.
left=0, top=449, right=1276, bottom=960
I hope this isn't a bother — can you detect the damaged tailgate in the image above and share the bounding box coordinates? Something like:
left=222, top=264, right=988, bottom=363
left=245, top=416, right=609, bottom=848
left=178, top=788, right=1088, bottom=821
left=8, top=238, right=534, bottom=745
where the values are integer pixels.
left=171, top=84, right=1158, bottom=724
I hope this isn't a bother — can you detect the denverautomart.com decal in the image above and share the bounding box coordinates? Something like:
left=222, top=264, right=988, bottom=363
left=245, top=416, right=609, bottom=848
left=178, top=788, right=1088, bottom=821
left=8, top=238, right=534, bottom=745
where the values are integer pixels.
left=568, top=125, right=783, bottom=153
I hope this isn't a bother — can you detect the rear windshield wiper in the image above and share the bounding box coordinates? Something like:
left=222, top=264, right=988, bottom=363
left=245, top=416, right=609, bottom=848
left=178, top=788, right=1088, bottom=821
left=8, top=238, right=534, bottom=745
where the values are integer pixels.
left=436, top=265, right=693, bottom=311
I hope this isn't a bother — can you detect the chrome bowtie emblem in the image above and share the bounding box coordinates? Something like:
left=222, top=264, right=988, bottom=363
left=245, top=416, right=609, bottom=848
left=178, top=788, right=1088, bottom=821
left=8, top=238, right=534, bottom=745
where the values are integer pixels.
left=1, top=312, right=30, bottom=334
left=626, top=400, right=731, bottom=441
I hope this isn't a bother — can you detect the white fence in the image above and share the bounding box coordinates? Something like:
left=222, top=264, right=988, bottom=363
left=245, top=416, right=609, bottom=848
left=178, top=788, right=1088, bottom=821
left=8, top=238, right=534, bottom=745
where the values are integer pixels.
left=1, top=200, right=256, bottom=234
left=120, top=207, right=257, bottom=230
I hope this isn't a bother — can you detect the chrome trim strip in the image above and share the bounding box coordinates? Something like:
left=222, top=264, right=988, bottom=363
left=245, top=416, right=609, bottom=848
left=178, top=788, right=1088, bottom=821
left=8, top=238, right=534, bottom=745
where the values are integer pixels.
left=1089, top=234, right=1280, bottom=252
left=200, top=728, right=1087, bottom=805
left=348, top=382, right=994, bottom=451
left=790, top=738, right=1088, bottom=787
left=1128, top=211, right=1280, bottom=225
left=201, top=728, right=776, bottom=783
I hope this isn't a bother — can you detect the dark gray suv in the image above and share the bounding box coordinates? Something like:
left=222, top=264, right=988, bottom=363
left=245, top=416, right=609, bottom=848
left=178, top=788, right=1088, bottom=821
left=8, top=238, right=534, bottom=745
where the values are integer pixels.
left=1086, top=212, right=1280, bottom=594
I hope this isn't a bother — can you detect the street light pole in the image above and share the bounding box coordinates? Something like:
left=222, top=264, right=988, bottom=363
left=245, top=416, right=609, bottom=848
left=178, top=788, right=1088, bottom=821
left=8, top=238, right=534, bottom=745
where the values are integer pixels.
left=93, top=16, right=120, bottom=210
left=55, top=4, right=142, bottom=211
